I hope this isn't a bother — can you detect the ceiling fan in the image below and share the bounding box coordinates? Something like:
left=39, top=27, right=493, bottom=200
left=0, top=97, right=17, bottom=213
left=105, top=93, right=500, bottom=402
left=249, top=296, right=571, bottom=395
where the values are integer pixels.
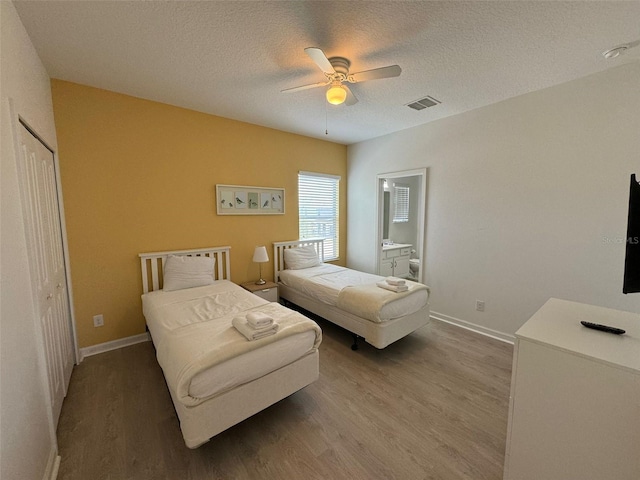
left=281, top=47, right=402, bottom=106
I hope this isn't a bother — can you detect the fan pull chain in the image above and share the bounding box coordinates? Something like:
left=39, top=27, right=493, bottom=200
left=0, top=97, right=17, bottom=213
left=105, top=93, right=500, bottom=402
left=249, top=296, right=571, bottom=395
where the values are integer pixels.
left=325, top=100, right=328, bottom=135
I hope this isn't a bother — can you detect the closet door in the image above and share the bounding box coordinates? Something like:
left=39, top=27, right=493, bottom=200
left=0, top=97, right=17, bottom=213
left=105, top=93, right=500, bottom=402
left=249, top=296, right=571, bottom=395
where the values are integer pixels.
left=17, top=122, right=74, bottom=426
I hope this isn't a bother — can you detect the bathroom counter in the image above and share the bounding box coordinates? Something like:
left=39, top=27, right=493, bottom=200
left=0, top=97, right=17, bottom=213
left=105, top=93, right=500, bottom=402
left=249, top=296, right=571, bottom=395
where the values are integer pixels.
left=382, top=243, right=412, bottom=252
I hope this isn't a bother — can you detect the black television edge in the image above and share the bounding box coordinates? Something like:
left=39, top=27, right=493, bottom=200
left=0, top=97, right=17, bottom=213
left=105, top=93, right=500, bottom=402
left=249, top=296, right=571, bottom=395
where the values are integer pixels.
left=623, top=173, right=640, bottom=294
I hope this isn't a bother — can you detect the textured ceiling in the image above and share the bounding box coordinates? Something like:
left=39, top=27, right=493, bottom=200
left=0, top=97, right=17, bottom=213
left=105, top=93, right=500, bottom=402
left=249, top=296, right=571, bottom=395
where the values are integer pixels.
left=13, top=1, right=640, bottom=145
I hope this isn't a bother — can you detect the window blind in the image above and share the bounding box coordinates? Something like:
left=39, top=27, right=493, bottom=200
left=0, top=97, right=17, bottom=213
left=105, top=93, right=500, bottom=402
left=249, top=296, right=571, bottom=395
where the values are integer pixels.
left=298, top=172, right=340, bottom=260
left=393, top=184, right=410, bottom=223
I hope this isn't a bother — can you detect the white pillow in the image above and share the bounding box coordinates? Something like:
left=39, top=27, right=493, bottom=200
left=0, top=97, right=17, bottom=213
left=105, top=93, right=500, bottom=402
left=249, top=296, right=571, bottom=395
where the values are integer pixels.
left=162, top=255, right=215, bottom=291
left=284, top=245, right=321, bottom=270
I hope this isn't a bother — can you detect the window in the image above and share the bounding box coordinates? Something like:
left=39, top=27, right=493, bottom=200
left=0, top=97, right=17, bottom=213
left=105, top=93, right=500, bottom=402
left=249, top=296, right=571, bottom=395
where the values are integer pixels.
left=298, top=171, right=340, bottom=260
left=392, top=183, right=410, bottom=223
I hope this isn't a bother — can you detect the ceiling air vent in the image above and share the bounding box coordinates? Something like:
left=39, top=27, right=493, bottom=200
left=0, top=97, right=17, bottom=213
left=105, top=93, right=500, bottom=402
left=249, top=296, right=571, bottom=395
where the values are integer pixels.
left=406, top=96, right=440, bottom=111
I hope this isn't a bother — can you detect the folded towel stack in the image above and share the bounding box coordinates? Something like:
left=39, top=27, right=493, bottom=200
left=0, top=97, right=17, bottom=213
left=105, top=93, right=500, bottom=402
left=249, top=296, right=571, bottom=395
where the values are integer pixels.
left=385, top=276, right=406, bottom=286
left=377, top=281, right=409, bottom=293
left=246, top=311, right=274, bottom=328
left=232, top=313, right=279, bottom=341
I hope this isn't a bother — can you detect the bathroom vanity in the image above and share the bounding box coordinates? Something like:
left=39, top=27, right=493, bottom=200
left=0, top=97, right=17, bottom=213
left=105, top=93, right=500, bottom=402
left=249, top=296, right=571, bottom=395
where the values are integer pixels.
left=380, top=243, right=412, bottom=278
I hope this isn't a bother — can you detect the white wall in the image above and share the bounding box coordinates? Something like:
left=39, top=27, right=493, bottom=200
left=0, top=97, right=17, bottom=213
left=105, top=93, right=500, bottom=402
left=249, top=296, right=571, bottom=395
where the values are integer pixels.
left=1, top=2, right=60, bottom=479
left=348, top=62, right=640, bottom=336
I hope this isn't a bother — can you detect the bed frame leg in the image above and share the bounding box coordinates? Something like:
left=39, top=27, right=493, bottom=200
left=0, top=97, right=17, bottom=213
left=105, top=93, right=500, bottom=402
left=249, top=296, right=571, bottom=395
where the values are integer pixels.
left=351, top=334, right=360, bottom=351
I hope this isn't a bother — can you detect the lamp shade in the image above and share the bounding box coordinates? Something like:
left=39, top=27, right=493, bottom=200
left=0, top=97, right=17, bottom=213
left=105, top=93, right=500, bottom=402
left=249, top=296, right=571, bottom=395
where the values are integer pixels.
left=252, top=246, right=269, bottom=263
left=326, top=84, right=347, bottom=105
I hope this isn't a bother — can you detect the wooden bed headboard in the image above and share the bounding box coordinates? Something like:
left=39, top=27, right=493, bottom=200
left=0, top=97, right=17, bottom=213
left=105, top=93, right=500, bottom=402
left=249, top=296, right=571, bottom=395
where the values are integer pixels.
left=138, top=246, right=231, bottom=294
left=273, top=239, right=325, bottom=283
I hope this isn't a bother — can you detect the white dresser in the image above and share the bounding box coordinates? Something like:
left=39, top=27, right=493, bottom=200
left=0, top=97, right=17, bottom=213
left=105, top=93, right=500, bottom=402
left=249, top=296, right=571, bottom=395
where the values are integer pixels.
left=504, top=298, right=640, bottom=480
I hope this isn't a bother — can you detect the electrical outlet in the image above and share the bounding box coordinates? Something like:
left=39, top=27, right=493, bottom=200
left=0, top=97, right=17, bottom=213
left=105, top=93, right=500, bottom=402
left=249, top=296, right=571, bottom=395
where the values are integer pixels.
left=93, top=314, right=104, bottom=327
left=476, top=300, right=485, bottom=312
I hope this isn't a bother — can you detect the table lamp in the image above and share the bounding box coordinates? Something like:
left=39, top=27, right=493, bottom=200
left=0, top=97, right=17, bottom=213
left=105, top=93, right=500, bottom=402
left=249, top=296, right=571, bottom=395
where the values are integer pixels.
left=252, top=246, right=269, bottom=285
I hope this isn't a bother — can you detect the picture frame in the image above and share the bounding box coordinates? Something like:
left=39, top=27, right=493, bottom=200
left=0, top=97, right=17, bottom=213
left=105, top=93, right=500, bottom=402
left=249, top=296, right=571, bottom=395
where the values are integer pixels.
left=216, top=184, right=285, bottom=215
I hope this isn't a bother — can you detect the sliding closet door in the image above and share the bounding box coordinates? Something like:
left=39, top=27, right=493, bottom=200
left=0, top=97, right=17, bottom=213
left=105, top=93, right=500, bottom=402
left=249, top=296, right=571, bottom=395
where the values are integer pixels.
left=17, top=121, right=74, bottom=426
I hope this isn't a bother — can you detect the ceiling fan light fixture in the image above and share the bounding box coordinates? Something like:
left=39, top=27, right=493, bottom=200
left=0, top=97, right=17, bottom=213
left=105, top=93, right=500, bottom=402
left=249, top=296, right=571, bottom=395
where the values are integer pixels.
left=326, top=84, right=347, bottom=105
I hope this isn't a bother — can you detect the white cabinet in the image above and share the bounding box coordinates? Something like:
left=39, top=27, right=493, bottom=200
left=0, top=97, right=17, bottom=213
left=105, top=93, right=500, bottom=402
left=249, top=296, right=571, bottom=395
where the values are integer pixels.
left=380, top=258, right=395, bottom=277
left=240, top=281, right=279, bottom=302
left=504, top=298, right=640, bottom=480
left=380, top=244, right=411, bottom=278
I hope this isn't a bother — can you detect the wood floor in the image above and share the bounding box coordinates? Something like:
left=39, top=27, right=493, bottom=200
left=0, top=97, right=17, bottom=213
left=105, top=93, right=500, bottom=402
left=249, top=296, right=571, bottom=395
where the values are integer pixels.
left=57, top=317, right=513, bottom=480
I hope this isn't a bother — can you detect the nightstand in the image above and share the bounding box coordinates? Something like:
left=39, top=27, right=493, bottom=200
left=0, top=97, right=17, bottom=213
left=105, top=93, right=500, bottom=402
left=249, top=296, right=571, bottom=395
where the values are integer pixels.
left=240, top=281, right=279, bottom=302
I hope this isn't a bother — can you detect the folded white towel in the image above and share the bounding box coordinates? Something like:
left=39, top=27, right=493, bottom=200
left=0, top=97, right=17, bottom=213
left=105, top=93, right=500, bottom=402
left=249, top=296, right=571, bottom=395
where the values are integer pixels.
left=376, top=281, right=408, bottom=293
left=385, top=276, right=406, bottom=286
left=232, top=316, right=279, bottom=341
left=246, top=311, right=274, bottom=329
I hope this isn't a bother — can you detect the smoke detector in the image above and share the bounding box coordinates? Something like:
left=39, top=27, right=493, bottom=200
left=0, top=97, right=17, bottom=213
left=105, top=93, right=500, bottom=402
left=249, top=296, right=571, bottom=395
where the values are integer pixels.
left=603, top=44, right=629, bottom=59
left=602, top=40, right=640, bottom=60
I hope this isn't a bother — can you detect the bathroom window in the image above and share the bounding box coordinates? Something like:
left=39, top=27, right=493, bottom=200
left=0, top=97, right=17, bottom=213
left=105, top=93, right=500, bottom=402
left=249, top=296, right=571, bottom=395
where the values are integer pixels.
left=298, top=171, right=340, bottom=260
left=392, top=183, right=409, bottom=223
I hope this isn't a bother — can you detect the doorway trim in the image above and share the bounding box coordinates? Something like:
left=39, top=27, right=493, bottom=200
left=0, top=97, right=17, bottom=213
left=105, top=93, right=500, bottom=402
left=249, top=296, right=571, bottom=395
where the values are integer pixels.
left=375, top=168, right=427, bottom=283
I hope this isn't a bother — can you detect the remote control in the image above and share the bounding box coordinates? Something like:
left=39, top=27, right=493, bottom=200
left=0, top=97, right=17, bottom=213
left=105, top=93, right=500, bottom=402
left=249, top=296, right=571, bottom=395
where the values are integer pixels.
left=580, top=321, right=626, bottom=335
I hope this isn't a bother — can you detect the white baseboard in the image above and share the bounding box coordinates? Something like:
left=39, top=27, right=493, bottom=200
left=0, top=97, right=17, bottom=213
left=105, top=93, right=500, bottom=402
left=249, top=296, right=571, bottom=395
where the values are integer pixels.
left=43, top=447, right=60, bottom=480
left=79, top=332, right=150, bottom=362
left=430, top=311, right=515, bottom=344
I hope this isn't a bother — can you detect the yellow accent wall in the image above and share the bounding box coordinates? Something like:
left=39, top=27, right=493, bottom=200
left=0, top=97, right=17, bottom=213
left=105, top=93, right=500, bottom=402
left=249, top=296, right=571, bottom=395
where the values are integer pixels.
left=51, top=80, right=347, bottom=348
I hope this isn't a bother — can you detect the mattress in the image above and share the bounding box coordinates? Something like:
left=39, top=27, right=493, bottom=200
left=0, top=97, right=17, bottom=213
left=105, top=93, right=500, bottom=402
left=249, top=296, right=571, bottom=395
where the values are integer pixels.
left=141, top=281, right=319, bottom=401
left=279, top=264, right=429, bottom=322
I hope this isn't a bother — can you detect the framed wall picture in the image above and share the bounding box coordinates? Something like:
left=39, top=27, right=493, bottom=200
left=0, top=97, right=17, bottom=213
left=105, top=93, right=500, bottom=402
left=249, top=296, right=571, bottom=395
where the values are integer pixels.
left=216, top=184, right=285, bottom=215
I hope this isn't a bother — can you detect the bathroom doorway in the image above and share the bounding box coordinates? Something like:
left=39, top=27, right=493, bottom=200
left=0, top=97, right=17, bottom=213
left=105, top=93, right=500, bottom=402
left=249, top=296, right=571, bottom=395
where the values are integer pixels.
left=376, top=168, right=427, bottom=283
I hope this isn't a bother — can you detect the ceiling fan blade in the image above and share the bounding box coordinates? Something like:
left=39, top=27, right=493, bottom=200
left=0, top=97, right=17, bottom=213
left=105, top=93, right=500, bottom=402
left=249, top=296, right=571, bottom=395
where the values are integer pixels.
left=350, top=65, right=401, bottom=83
left=304, top=47, right=335, bottom=74
left=281, top=80, right=329, bottom=93
left=343, top=85, right=358, bottom=106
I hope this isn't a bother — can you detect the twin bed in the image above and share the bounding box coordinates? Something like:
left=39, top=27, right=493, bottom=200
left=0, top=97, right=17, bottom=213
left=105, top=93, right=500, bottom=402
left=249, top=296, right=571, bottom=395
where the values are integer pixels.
left=274, top=239, right=430, bottom=350
left=139, top=246, right=321, bottom=448
left=138, top=241, right=430, bottom=448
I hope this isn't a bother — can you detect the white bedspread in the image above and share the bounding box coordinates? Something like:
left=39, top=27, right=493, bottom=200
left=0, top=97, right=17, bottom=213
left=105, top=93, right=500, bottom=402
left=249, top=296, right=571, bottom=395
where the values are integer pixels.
left=142, top=281, right=322, bottom=406
left=337, top=281, right=429, bottom=323
left=279, top=264, right=430, bottom=322
left=142, top=281, right=266, bottom=338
